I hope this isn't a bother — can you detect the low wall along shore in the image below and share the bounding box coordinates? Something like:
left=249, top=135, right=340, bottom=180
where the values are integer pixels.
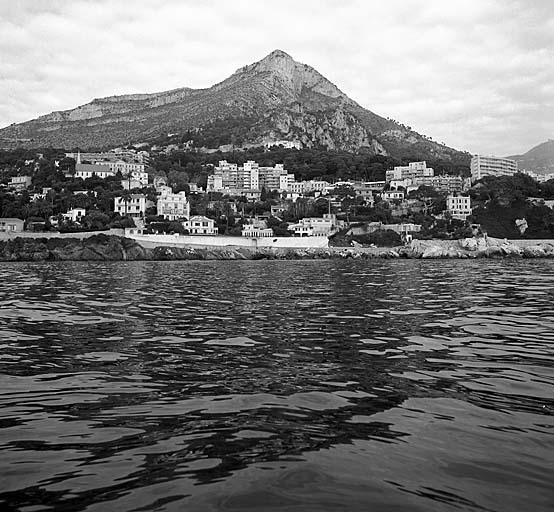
left=0, top=233, right=553, bottom=261
left=126, top=233, right=329, bottom=249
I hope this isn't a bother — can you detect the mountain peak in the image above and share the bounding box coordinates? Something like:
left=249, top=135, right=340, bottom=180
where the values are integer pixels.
left=231, top=50, right=346, bottom=101
left=0, top=50, right=465, bottom=161
left=236, top=49, right=296, bottom=76
left=262, top=49, right=294, bottom=61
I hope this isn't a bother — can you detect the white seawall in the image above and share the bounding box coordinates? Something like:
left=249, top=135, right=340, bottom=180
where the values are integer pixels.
left=125, top=233, right=329, bottom=249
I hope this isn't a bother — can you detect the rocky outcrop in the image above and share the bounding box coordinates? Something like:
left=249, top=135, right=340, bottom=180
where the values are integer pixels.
left=1, top=235, right=554, bottom=261
left=0, top=235, right=149, bottom=261
left=398, top=237, right=554, bottom=259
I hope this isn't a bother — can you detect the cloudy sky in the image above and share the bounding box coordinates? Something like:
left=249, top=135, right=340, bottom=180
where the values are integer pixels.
left=1, top=0, right=552, bottom=155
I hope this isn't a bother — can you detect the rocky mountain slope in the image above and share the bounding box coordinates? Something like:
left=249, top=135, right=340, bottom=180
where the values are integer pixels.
left=0, top=50, right=465, bottom=160
left=508, top=140, right=554, bottom=174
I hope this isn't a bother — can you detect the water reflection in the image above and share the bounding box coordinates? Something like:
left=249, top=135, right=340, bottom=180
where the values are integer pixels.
left=0, top=260, right=553, bottom=511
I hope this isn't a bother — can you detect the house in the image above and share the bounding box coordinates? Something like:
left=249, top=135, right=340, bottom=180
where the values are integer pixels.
left=242, top=218, right=274, bottom=237
left=129, top=170, right=149, bottom=186
left=157, top=191, right=190, bottom=220
left=73, top=190, right=97, bottom=197
left=527, top=197, right=554, bottom=209
left=63, top=208, right=86, bottom=222
left=153, top=176, right=167, bottom=188
left=75, top=163, right=116, bottom=180
left=184, top=216, right=218, bottom=235
left=114, top=194, right=146, bottom=217
left=188, top=183, right=203, bottom=193
left=156, top=185, right=173, bottom=196
left=447, top=195, right=472, bottom=220
left=288, top=213, right=341, bottom=237
left=0, top=218, right=24, bottom=233
left=381, top=190, right=405, bottom=202
left=121, top=179, right=144, bottom=190
left=8, top=176, right=32, bottom=191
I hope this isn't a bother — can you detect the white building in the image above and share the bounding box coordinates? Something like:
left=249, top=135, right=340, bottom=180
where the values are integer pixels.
left=188, top=183, right=203, bottom=193
left=242, top=224, right=274, bottom=237
left=75, top=163, right=115, bottom=180
left=381, top=190, right=405, bottom=202
left=157, top=191, right=190, bottom=221
left=184, top=216, right=218, bottom=235
left=265, top=140, right=302, bottom=150
left=129, top=170, right=149, bottom=186
left=121, top=179, right=144, bottom=190
left=63, top=208, right=86, bottom=222
left=288, top=214, right=340, bottom=237
left=0, top=218, right=25, bottom=232
left=8, top=176, right=32, bottom=190
left=156, top=185, right=173, bottom=196
left=386, top=161, right=434, bottom=182
left=470, top=155, right=517, bottom=182
left=446, top=195, right=472, bottom=220
left=114, top=194, right=146, bottom=217
left=207, top=160, right=294, bottom=194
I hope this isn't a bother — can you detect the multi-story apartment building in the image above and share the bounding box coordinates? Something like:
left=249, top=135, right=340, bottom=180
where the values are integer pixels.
left=386, top=161, right=434, bottom=182
left=207, top=160, right=294, bottom=194
left=418, top=175, right=466, bottom=194
left=114, top=194, right=146, bottom=217
left=157, top=191, right=190, bottom=221
left=470, top=155, right=517, bottom=182
left=447, top=195, right=472, bottom=220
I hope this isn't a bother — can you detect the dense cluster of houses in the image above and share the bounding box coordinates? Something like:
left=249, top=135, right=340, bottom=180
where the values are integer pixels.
left=1, top=147, right=497, bottom=238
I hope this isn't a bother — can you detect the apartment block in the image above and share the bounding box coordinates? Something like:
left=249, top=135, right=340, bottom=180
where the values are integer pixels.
left=470, top=155, right=517, bottom=182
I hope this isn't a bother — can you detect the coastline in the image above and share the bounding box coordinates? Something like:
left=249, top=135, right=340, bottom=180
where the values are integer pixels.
left=1, top=233, right=554, bottom=261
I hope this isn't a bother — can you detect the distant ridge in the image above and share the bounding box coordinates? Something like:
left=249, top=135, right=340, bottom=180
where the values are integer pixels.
left=508, top=139, right=554, bottom=174
left=0, top=49, right=467, bottom=162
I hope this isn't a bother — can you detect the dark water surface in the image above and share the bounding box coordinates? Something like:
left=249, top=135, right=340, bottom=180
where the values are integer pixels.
left=0, top=260, right=553, bottom=511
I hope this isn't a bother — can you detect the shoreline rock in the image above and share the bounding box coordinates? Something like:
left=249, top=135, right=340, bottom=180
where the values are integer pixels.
left=0, top=234, right=554, bottom=261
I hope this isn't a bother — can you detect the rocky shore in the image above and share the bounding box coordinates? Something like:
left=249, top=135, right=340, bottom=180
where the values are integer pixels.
left=0, top=234, right=554, bottom=261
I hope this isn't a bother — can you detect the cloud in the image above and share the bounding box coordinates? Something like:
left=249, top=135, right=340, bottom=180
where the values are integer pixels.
left=0, top=0, right=552, bottom=155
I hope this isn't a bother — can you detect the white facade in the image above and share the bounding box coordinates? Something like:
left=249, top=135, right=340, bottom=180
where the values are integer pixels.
left=447, top=195, right=472, bottom=220
left=9, top=176, right=32, bottom=190
left=114, top=195, right=146, bottom=217
left=207, top=160, right=293, bottom=194
left=381, top=190, right=405, bottom=201
left=188, top=183, right=203, bottom=193
left=121, top=179, right=144, bottom=190
left=103, top=160, right=146, bottom=175
left=289, top=214, right=339, bottom=237
left=471, top=155, right=517, bottom=182
left=157, top=192, right=190, bottom=221
left=0, top=218, right=24, bottom=232
left=242, top=225, right=274, bottom=237
left=265, top=140, right=302, bottom=150
left=63, top=208, right=86, bottom=222
left=75, top=163, right=115, bottom=179
left=184, top=216, right=218, bottom=235
left=129, top=170, right=149, bottom=185
left=386, top=161, right=433, bottom=182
